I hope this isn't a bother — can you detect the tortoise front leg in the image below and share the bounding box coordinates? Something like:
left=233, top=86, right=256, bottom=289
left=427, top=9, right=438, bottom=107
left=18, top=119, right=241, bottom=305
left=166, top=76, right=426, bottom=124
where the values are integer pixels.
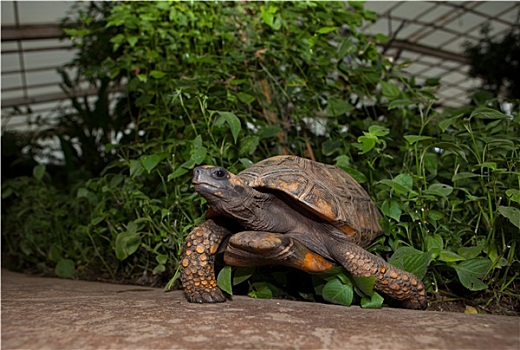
left=327, top=241, right=428, bottom=309
left=180, top=218, right=231, bottom=303
left=224, top=231, right=336, bottom=272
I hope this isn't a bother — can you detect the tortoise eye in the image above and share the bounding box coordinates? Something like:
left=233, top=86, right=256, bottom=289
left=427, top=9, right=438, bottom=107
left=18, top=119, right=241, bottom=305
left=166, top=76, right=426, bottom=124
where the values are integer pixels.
left=212, top=168, right=228, bottom=179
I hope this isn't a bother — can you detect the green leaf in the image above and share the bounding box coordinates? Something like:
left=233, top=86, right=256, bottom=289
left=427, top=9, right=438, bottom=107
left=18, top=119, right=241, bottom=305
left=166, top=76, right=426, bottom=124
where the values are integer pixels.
left=229, top=79, right=247, bottom=86
left=505, top=189, right=520, bottom=204
left=258, top=126, right=281, bottom=139
left=351, top=275, right=376, bottom=297
left=316, top=26, right=338, bottom=34
left=375, top=33, right=389, bottom=44
left=454, top=258, right=492, bottom=291
left=452, top=172, right=478, bottom=182
left=388, top=99, right=414, bottom=110
left=425, top=183, right=453, bottom=198
left=55, top=259, right=75, bottom=279
left=356, top=125, right=388, bottom=154
left=470, top=107, right=508, bottom=120
left=335, top=272, right=352, bottom=285
left=425, top=77, right=440, bottom=86
left=77, top=188, right=89, bottom=199
left=394, top=173, right=413, bottom=189
left=438, top=250, right=466, bottom=263
left=388, top=247, right=431, bottom=280
left=217, top=265, right=233, bottom=295
left=239, top=158, right=254, bottom=168
left=261, top=6, right=281, bottom=30
left=190, top=146, right=207, bottom=164
left=47, top=244, right=61, bottom=262
left=340, top=166, right=367, bottom=184
left=239, top=136, right=260, bottom=156
left=308, top=35, right=319, bottom=49
left=110, top=174, right=124, bottom=188
left=156, top=254, right=168, bottom=265
left=334, top=155, right=350, bottom=168
left=378, top=179, right=408, bottom=196
left=322, top=277, right=353, bottom=306
left=368, top=125, right=389, bottom=137
left=381, top=81, right=400, bottom=99
left=90, top=216, right=105, bottom=226
left=360, top=291, right=384, bottom=309
left=438, top=113, right=464, bottom=132
left=357, top=134, right=377, bottom=154
left=338, top=37, right=354, bottom=58
left=322, top=139, right=342, bottom=156
left=404, top=135, right=435, bottom=145
left=233, top=267, right=255, bottom=285
left=286, top=76, right=306, bottom=87
left=424, top=153, right=438, bottom=175
left=248, top=282, right=279, bottom=299
left=168, top=166, right=189, bottom=180
left=150, top=70, right=166, bottom=79
left=215, top=111, right=241, bottom=143
left=457, top=246, right=482, bottom=260
left=378, top=174, right=416, bottom=197
left=115, top=224, right=141, bottom=261
left=140, top=153, right=166, bottom=173
left=417, top=88, right=437, bottom=100
left=110, top=33, right=125, bottom=49
left=497, top=206, right=520, bottom=230
left=237, top=92, right=255, bottom=104
left=426, top=234, right=443, bottom=258
left=63, top=28, right=89, bottom=38
left=326, top=98, right=354, bottom=117
left=1, top=187, right=13, bottom=199
left=33, top=164, right=46, bottom=181
left=433, top=142, right=467, bottom=161
left=127, top=36, right=139, bottom=47
left=164, top=267, right=181, bottom=291
left=428, top=210, right=443, bottom=221
left=129, top=159, right=144, bottom=177
left=153, top=264, right=166, bottom=275
left=137, top=74, right=147, bottom=83
left=477, top=162, right=497, bottom=171
left=381, top=199, right=401, bottom=222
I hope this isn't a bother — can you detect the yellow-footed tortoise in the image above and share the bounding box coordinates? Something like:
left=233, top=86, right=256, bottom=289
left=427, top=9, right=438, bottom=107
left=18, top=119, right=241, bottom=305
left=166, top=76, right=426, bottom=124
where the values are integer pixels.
left=180, top=155, right=427, bottom=309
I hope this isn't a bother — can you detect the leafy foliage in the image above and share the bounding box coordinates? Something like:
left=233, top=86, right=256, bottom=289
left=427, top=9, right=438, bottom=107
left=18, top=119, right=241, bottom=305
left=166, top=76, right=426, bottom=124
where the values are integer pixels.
left=464, top=25, right=520, bottom=99
left=2, top=1, right=519, bottom=313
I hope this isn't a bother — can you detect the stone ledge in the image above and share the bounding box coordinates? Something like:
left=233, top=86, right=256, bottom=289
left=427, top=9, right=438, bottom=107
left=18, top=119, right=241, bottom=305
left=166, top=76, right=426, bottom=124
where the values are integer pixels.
left=2, top=269, right=519, bottom=349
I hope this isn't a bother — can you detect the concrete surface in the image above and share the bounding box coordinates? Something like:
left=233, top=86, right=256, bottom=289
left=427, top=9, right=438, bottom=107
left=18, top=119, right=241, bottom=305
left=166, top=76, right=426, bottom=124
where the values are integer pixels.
left=1, top=269, right=519, bottom=350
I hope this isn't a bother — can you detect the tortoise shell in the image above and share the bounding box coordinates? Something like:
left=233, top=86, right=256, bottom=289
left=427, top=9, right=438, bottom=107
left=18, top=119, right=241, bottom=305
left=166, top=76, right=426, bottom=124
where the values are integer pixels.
left=237, top=155, right=383, bottom=246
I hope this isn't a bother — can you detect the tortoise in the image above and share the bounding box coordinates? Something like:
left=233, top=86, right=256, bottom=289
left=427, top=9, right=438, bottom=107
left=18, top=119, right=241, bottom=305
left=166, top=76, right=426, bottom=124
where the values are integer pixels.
left=180, top=155, right=427, bottom=309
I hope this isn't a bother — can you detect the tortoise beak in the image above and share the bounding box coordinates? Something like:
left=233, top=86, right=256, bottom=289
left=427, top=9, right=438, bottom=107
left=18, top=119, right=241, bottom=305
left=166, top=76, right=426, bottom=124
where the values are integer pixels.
left=192, top=166, right=205, bottom=185
left=192, top=166, right=214, bottom=188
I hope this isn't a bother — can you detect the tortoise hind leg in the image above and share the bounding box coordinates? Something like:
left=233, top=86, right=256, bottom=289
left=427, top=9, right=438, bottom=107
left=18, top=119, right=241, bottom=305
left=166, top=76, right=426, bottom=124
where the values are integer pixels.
left=326, top=240, right=428, bottom=309
left=224, top=231, right=336, bottom=272
left=181, top=219, right=231, bottom=303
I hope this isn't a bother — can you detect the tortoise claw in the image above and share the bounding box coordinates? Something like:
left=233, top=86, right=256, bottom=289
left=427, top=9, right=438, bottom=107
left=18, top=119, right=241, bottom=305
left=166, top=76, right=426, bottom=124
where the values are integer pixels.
left=399, top=297, right=428, bottom=310
left=187, top=287, right=227, bottom=303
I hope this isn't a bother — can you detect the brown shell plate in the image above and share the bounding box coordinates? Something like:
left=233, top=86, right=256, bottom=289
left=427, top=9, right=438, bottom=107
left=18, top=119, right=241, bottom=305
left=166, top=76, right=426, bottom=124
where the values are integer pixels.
left=238, top=155, right=383, bottom=246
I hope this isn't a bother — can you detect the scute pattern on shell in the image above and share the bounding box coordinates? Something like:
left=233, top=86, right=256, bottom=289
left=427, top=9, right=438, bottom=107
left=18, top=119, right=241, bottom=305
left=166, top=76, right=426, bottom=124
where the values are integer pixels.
left=238, top=155, right=383, bottom=246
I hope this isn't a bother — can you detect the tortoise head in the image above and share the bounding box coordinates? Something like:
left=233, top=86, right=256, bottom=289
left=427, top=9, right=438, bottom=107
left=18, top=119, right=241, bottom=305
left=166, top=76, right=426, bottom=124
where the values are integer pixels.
left=192, top=166, right=251, bottom=215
